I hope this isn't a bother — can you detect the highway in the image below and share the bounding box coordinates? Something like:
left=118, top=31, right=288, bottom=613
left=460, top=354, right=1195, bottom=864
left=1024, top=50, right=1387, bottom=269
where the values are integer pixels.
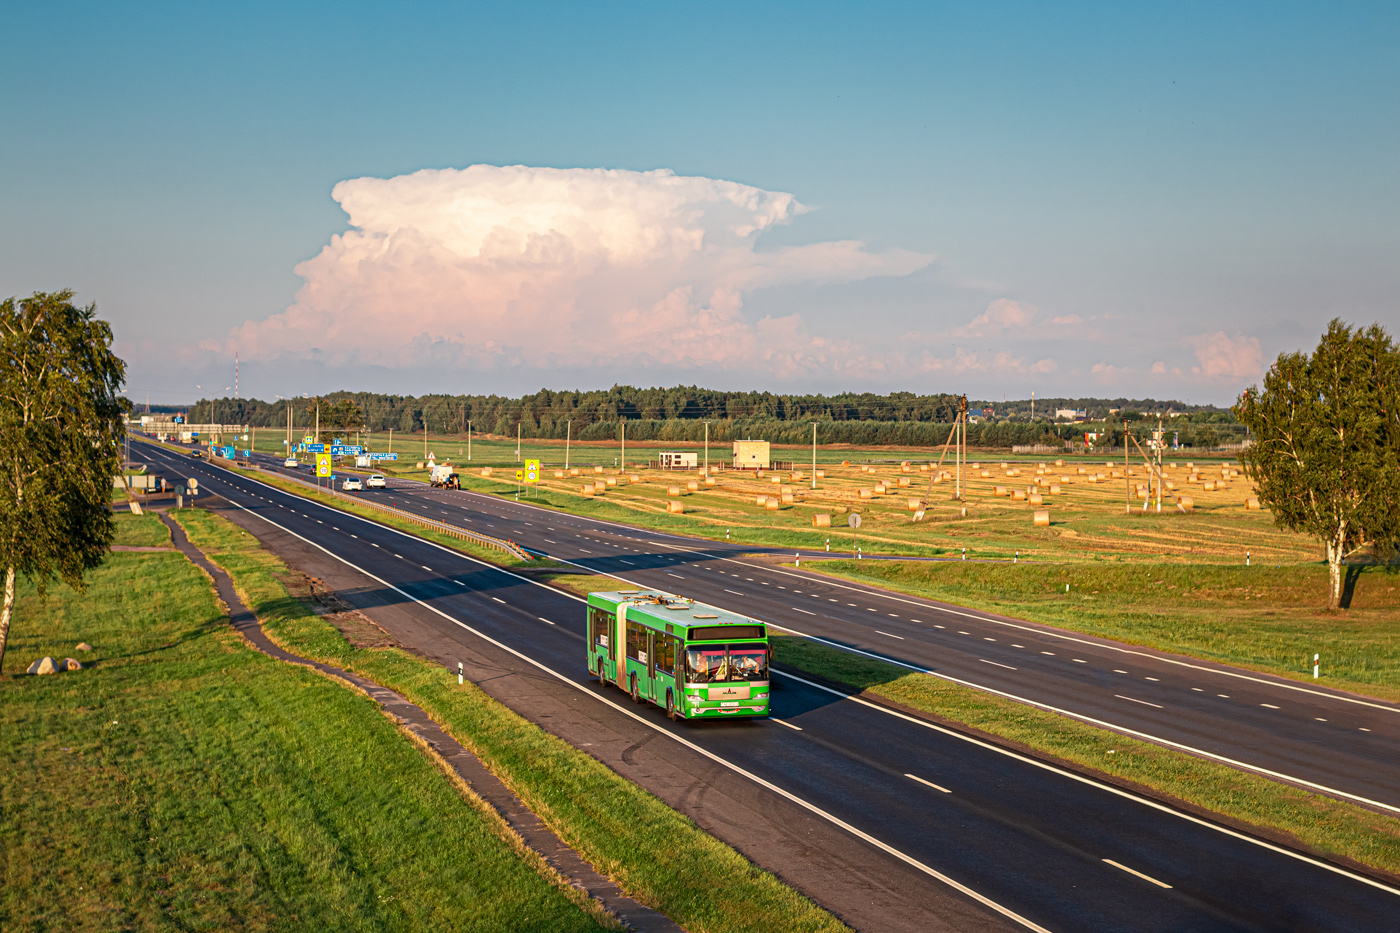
left=140, top=440, right=1400, bottom=932
left=241, top=446, right=1400, bottom=816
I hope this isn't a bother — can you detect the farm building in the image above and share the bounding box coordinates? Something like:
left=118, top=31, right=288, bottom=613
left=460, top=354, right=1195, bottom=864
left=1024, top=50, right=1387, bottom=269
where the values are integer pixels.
left=655, top=451, right=698, bottom=470
left=732, top=440, right=771, bottom=469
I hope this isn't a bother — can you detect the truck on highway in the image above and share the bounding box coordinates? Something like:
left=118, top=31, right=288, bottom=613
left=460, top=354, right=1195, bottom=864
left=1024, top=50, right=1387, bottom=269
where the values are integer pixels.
left=428, top=463, right=460, bottom=489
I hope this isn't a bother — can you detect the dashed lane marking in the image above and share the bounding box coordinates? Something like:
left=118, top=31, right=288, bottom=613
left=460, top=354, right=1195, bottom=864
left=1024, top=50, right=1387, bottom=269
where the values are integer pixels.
left=1116, top=695, right=1164, bottom=709
left=1103, top=859, right=1171, bottom=889
left=906, top=773, right=952, bottom=794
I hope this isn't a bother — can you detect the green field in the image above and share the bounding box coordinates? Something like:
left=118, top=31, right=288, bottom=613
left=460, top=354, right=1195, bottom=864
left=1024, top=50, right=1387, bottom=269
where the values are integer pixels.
left=0, top=514, right=613, bottom=932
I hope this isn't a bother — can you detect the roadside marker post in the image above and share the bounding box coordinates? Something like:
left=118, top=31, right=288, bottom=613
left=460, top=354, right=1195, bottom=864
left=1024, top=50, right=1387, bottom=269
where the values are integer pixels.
left=458, top=662, right=463, bottom=685
left=1314, top=653, right=1320, bottom=679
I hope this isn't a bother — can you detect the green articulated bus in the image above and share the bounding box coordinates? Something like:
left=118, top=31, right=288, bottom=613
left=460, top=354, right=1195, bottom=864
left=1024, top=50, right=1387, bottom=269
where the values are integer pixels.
left=586, top=590, right=770, bottom=720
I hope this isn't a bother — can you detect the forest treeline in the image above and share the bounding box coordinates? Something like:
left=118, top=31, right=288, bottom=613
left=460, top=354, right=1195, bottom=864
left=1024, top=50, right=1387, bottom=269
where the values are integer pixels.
left=186, top=386, right=1236, bottom=448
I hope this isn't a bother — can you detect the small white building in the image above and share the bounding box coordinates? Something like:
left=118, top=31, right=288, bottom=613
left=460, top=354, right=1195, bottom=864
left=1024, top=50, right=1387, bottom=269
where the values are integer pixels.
left=732, top=440, right=771, bottom=469
left=657, top=451, right=698, bottom=470
left=1056, top=409, right=1088, bottom=421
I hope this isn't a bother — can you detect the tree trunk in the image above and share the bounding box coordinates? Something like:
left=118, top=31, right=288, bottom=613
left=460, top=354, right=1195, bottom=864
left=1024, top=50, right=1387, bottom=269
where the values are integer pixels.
left=1325, top=534, right=1344, bottom=611
left=0, top=565, right=14, bottom=674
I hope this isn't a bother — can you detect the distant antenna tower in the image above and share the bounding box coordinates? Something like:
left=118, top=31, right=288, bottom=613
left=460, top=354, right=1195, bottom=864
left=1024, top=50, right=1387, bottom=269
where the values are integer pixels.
left=234, top=350, right=239, bottom=400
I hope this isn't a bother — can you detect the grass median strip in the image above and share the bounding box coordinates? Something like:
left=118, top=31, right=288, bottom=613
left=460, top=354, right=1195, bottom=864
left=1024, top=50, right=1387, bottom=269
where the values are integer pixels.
left=0, top=513, right=613, bottom=932
left=769, top=634, right=1400, bottom=880
left=791, top=558, right=1400, bottom=701
left=173, top=506, right=848, bottom=933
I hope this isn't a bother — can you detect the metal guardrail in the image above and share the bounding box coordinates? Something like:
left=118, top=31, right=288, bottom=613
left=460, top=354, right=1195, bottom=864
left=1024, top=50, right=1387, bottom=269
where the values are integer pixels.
left=208, top=455, right=534, bottom=562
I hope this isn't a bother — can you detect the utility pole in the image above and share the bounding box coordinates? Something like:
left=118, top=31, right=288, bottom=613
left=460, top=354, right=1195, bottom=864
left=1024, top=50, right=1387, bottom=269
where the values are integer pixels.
left=1124, top=420, right=1131, bottom=515
left=1030, top=390, right=1034, bottom=422
left=516, top=421, right=521, bottom=461
left=703, top=421, right=710, bottom=475
left=424, top=417, right=429, bottom=461
left=620, top=418, right=625, bottom=472
left=467, top=420, right=472, bottom=460
left=958, top=394, right=968, bottom=515
left=388, top=427, right=393, bottom=453
left=811, top=422, right=817, bottom=489
left=315, top=401, right=320, bottom=446
left=565, top=420, right=572, bottom=471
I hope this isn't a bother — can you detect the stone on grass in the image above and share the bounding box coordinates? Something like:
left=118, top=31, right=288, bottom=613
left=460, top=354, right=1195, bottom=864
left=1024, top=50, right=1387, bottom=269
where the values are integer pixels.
left=76, top=642, right=93, bottom=651
left=28, top=656, right=59, bottom=675
left=63, top=658, right=83, bottom=671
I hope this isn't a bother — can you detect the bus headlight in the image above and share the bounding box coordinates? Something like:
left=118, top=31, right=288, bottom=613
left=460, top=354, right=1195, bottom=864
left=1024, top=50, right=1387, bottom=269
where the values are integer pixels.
left=686, top=695, right=699, bottom=705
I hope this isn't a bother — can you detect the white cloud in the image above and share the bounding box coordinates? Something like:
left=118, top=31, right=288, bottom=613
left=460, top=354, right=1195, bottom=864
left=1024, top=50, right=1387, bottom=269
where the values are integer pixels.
left=1051, top=314, right=1083, bottom=325
left=918, top=346, right=1056, bottom=376
left=949, top=298, right=1040, bottom=337
left=210, top=165, right=932, bottom=374
left=1183, top=331, right=1263, bottom=383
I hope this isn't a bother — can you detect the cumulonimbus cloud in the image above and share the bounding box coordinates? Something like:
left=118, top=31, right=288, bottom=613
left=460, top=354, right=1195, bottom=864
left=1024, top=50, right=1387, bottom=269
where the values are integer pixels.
left=211, top=165, right=932, bottom=374
left=1183, top=331, right=1263, bottom=382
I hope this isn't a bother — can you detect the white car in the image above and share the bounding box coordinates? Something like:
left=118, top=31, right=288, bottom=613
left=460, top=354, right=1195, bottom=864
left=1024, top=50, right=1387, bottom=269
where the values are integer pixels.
left=342, top=476, right=363, bottom=491
left=366, top=474, right=387, bottom=489
left=284, top=457, right=299, bottom=468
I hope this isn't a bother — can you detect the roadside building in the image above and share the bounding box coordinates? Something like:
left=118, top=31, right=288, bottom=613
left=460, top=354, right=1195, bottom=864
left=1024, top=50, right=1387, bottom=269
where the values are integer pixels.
left=732, top=439, right=771, bottom=469
left=656, top=451, right=698, bottom=470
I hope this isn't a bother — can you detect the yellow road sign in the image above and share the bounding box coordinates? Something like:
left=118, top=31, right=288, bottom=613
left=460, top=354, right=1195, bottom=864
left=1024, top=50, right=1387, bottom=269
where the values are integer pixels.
left=525, top=459, right=540, bottom=484
left=316, top=453, right=332, bottom=477
left=515, top=469, right=524, bottom=482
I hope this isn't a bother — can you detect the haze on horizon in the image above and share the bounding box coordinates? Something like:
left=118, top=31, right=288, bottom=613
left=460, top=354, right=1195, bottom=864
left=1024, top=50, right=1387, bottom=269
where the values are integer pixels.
left=3, top=3, right=1396, bottom=408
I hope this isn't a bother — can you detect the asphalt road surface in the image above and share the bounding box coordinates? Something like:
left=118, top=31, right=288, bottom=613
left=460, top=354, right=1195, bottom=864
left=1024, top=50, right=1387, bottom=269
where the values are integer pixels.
left=237, top=446, right=1400, bottom=817
left=142, top=442, right=1400, bottom=932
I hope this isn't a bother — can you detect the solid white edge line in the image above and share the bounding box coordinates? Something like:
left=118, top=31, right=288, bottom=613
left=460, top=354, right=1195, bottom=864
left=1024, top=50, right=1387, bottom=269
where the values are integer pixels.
left=1103, top=859, right=1172, bottom=889
left=1115, top=695, right=1165, bottom=709
left=158, top=445, right=1400, bottom=886
left=980, top=659, right=1018, bottom=671
left=906, top=773, right=952, bottom=794
left=201, top=487, right=1050, bottom=932
left=772, top=718, right=803, bottom=731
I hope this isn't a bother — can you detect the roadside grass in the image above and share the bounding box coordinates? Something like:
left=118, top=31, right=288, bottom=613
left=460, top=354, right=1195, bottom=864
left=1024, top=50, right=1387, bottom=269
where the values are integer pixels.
left=0, top=513, right=612, bottom=932
left=794, top=559, right=1400, bottom=700
left=173, top=507, right=849, bottom=933
left=110, top=510, right=173, bottom=547
left=770, top=635, right=1400, bottom=880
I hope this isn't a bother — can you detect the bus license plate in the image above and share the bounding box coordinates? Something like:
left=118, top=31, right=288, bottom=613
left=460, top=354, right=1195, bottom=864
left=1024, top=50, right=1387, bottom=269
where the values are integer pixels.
left=721, top=701, right=739, bottom=707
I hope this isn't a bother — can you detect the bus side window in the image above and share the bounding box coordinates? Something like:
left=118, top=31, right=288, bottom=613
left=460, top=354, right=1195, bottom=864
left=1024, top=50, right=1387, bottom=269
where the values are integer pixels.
left=626, top=620, right=641, bottom=661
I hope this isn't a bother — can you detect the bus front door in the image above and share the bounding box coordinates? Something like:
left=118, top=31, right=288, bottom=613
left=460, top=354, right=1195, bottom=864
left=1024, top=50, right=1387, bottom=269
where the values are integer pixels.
left=645, top=631, right=656, bottom=700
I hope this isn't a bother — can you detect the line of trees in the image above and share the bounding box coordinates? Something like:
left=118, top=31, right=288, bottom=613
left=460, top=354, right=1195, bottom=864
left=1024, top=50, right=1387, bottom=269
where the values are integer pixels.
left=189, top=387, right=1229, bottom=447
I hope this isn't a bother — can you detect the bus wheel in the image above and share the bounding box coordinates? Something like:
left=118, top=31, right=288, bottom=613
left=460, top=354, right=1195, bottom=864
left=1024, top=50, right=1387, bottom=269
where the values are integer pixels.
left=630, top=674, right=640, bottom=704
left=666, top=690, right=678, bottom=721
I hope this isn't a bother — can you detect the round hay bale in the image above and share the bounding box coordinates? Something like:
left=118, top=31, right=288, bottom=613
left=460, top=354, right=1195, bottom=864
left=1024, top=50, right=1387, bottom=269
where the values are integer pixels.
left=765, top=497, right=781, bottom=511
left=595, top=481, right=608, bottom=493
left=815, top=470, right=825, bottom=479
left=771, top=474, right=783, bottom=484
left=668, top=500, right=685, bottom=514
left=1077, top=467, right=1087, bottom=474
left=1246, top=497, right=1261, bottom=510
left=781, top=493, right=795, bottom=504
left=813, top=513, right=832, bottom=527
left=791, top=471, right=803, bottom=481
left=581, top=484, right=596, bottom=496
left=1204, top=480, right=1216, bottom=491
left=859, top=488, right=873, bottom=499
left=554, top=470, right=565, bottom=478
left=704, top=477, right=718, bottom=486
left=1029, top=492, right=1043, bottom=506
left=481, top=467, right=492, bottom=476
left=756, top=495, right=769, bottom=506
left=594, top=465, right=604, bottom=474
left=898, top=477, right=911, bottom=487
left=668, top=485, right=681, bottom=497
left=1033, top=510, right=1050, bottom=527
left=569, top=467, right=580, bottom=476
left=980, top=470, right=991, bottom=478
left=416, top=461, right=425, bottom=470
left=605, top=478, right=617, bottom=487
left=906, top=498, right=923, bottom=510
left=1012, top=489, right=1026, bottom=501
left=1055, top=459, right=1064, bottom=466
left=630, top=473, right=641, bottom=482
left=994, top=485, right=1008, bottom=497
left=1177, top=496, right=1194, bottom=512
left=1049, top=485, right=1061, bottom=494
left=841, top=460, right=851, bottom=467
left=687, top=480, right=699, bottom=492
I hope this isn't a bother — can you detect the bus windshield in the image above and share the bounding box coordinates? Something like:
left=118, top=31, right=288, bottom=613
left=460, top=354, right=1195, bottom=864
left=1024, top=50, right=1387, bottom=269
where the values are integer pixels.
left=685, top=643, right=769, bottom=683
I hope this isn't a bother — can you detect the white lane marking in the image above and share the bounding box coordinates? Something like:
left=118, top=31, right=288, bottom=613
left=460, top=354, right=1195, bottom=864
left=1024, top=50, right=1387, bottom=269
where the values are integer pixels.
left=1114, top=670, right=1129, bottom=674
left=1103, top=859, right=1172, bottom=889
left=204, top=496, right=1054, bottom=932
left=1192, top=687, right=1203, bottom=692
left=578, top=548, right=592, bottom=553
left=1262, top=704, right=1280, bottom=709
left=725, top=589, right=744, bottom=595
left=906, top=773, right=951, bottom=793
left=545, top=539, right=558, bottom=543
left=984, top=637, right=996, bottom=642
left=1145, top=677, right=1160, bottom=682
left=1072, top=659, right=1086, bottom=663
left=667, top=573, right=685, bottom=579
left=980, top=659, right=1017, bottom=671
left=1218, top=694, right=1231, bottom=698
left=866, top=608, right=878, bottom=613
left=790, top=607, right=816, bottom=615
left=1316, top=718, right=1327, bottom=722
left=1361, top=728, right=1372, bottom=732
left=1011, top=644, right=1024, bottom=648
left=773, top=718, right=803, bottom=731
left=776, top=669, right=1400, bottom=899
left=876, top=631, right=904, bottom=640
left=1116, top=695, right=1164, bottom=709
left=539, top=617, right=555, bottom=625
left=371, top=542, right=380, bottom=547
left=421, top=566, right=433, bottom=571
left=454, top=581, right=465, bottom=586
left=619, top=560, right=635, bottom=566
left=351, top=534, right=358, bottom=539
left=170, top=445, right=1400, bottom=821
left=491, top=597, right=506, bottom=604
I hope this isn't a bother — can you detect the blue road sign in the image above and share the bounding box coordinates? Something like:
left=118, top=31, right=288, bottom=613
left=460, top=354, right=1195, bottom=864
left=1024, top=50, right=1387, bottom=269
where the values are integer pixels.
left=329, top=445, right=364, bottom=456
left=306, top=443, right=326, bottom=453
left=369, top=452, right=399, bottom=461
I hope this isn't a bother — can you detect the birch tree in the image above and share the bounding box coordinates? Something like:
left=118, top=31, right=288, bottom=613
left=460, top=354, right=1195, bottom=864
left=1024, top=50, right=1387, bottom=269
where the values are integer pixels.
left=1234, top=320, right=1400, bottom=609
left=0, top=291, right=128, bottom=671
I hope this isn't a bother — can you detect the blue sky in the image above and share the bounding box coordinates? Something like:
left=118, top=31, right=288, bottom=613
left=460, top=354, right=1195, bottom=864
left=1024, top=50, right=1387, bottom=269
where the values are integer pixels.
left=3, top=2, right=1396, bottom=406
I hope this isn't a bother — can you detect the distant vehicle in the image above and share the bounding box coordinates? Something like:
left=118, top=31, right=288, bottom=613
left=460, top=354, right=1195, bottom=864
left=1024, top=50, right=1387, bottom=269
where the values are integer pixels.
left=283, top=457, right=298, bottom=468
left=429, top=463, right=460, bottom=489
left=190, top=449, right=203, bottom=458
left=366, top=474, right=387, bottom=488
left=342, top=476, right=363, bottom=491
